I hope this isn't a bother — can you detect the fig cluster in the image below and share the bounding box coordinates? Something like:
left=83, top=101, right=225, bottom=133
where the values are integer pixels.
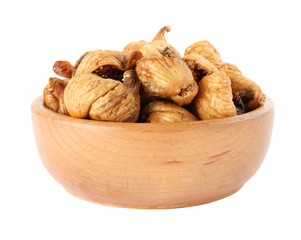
left=43, top=26, right=265, bottom=123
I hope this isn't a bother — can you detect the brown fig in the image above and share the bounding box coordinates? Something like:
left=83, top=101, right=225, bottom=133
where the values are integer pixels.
left=141, top=101, right=198, bottom=123
left=64, top=71, right=140, bottom=122
left=43, top=77, right=69, bottom=115
left=184, top=40, right=222, bottom=68
left=224, top=70, right=265, bottom=111
left=136, top=57, right=198, bottom=106
left=182, top=53, right=218, bottom=81
left=194, top=71, right=237, bottom=120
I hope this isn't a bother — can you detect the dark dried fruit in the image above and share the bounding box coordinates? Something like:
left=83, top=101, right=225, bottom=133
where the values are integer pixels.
left=53, top=61, right=74, bottom=79
left=233, top=93, right=246, bottom=115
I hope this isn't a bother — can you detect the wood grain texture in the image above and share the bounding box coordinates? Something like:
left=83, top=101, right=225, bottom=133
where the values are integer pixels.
left=31, top=96, right=274, bottom=209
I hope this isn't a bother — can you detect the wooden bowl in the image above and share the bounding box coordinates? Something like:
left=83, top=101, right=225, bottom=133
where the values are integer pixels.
left=31, top=96, right=274, bottom=209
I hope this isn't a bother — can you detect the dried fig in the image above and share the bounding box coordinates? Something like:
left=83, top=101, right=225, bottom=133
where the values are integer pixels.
left=220, top=62, right=242, bottom=74
left=136, top=57, right=198, bottom=106
left=74, top=49, right=142, bottom=80
left=53, top=51, right=90, bottom=78
left=53, top=50, right=142, bottom=81
left=53, top=61, right=74, bottom=79
left=184, top=40, right=222, bottom=68
left=182, top=53, right=218, bottom=81
left=150, top=26, right=181, bottom=58
left=123, top=40, right=147, bottom=55
left=140, top=44, right=163, bottom=58
left=74, top=50, right=125, bottom=78
left=64, top=71, right=140, bottom=122
left=194, top=71, right=237, bottom=120
left=141, top=101, right=198, bottom=123
left=104, top=50, right=129, bottom=65
left=43, top=77, right=69, bottom=115
left=74, top=51, right=91, bottom=69
left=47, top=26, right=265, bottom=123
left=225, top=70, right=265, bottom=111
left=124, top=50, right=143, bottom=70
left=123, top=26, right=181, bottom=58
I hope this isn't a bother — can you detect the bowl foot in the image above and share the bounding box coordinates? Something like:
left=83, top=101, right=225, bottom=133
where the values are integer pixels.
left=63, top=186, right=244, bottom=209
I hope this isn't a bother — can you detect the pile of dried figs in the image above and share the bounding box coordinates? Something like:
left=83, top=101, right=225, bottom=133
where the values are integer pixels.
left=43, top=26, right=265, bottom=123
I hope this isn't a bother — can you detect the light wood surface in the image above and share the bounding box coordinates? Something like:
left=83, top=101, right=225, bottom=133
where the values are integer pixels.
left=31, top=96, right=274, bottom=209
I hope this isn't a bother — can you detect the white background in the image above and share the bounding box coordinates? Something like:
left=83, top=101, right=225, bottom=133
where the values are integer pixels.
left=1, top=0, right=300, bottom=239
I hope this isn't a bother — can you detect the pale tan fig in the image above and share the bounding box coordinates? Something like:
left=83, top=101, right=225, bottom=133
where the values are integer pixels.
left=224, top=70, right=265, bottom=111
left=123, top=26, right=181, bottom=58
left=103, top=50, right=143, bottom=71
left=136, top=57, right=198, bottom=106
left=184, top=40, right=223, bottom=68
left=74, top=50, right=125, bottom=77
left=194, top=71, right=237, bottom=120
left=104, top=50, right=129, bottom=66
left=220, top=62, right=242, bottom=74
left=73, top=49, right=142, bottom=80
left=123, top=40, right=147, bottom=55
left=54, top=50, right=142, bottom=80
left=124, top=51, right=143, bottom=70
left=140, top=44, right=163, bottom=58
left=43, top=77, right=69, bottom=115
left=150, top=26, right=181, bottom=59
left=182, top=53, right=218, bottom=81
left=64, top=71, right=140, bottom=122
left=141, top=101, right=198, bottom=123
left=74, top=51, right=91, bottom=69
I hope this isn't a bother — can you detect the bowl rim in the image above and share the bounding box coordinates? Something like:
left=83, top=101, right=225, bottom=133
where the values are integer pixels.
left=31, top=96, right=274, bottom=128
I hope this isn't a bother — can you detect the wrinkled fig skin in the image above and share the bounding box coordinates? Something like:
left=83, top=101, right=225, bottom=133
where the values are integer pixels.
left=92, top=51, right=142, bottom=80
left=182, top=54, right=218, bottom=81
left=73, top=50, right=141, bottom=80
left=75, top=50, right=125, bottom=76
left=125, top=51, right=143, bottom=70
left=123, top=40, right=147, bottom=55
left=141, top=101, right=198, bottom=123
left=140, top=44, right=163, bottom=58
left=162, top=47, right=181, bottom=58
left=43, top=77, right=69, bottom=115
left=104, top=50, right=129, bottom=67
left=220, top=62, right=242, bottom=74
left=64, top=72, right=140, bottom=122
left=136, top=57, right=198, bottom=106
left=194, top=71, right=237, bottom=120
left=150, top=26, right=181, bottom=59
left=184, top=40, right=222, bottom=68
left=53, top=50, right=141, bottom=80
left=224, top=70, right=265, bottom=111
left=74, top=51, right=91, bottom=70
left=123, top=26, right=181, bottom=59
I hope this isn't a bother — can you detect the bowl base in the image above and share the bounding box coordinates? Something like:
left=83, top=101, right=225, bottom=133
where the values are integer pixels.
left=63, top=185, right=244, bottom=209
